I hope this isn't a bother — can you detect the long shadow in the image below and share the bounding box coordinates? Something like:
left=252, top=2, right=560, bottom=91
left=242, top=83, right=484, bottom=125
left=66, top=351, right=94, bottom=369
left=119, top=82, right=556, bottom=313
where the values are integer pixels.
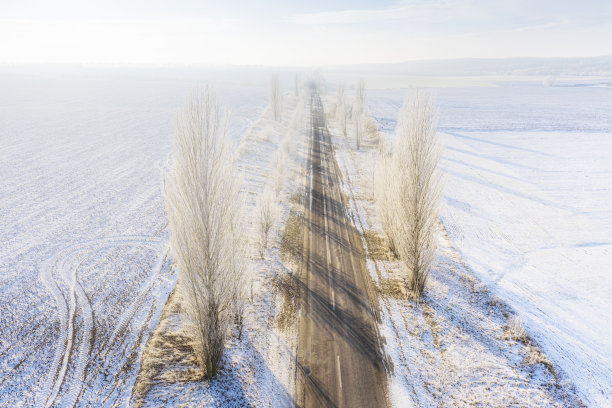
left=304, top=286, right=383, bottom=367
left=302, top=250, right=377, bottom=324
left=297, top=359, right=338, bottom=408
left=294, top=181, right=383, bottom=363
left=446, top=145, right=543, bottom=172
left=446, top=166, right=575, bottom=212
left=447, top=131, right=556, bottom=158
left=304, top=206, right=360, bottom=257
left=203, top=329, right=298, bottom=408
left=441, top=156, right=526, bottom=183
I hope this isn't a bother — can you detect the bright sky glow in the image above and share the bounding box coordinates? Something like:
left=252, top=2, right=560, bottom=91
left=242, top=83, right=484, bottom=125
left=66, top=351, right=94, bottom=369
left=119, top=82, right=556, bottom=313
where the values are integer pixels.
left=1, top=0, right=611, bottom=66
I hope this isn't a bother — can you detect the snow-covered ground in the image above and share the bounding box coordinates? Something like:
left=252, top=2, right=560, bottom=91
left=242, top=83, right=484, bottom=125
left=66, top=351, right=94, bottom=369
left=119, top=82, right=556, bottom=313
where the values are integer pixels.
left=2, top=68, right=610, bottom=407
left=366, top=78, right=612, bottom=406
left=0, top=69, right=269, bottom=406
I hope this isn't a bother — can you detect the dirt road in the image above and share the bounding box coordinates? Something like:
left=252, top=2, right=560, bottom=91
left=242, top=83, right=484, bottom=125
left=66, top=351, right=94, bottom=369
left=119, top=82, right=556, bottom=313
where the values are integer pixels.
left=296, top=88, right=388, bottom=408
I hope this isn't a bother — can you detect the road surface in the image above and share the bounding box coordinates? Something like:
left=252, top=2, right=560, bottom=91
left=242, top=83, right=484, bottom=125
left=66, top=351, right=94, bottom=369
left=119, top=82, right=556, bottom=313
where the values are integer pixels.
left=296, top=88, right=389, bottom=408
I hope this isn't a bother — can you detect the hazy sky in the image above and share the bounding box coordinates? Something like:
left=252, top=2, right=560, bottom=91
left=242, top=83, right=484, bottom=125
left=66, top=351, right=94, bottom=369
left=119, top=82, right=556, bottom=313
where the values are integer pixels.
left=1, top=0, right=611, bottom=66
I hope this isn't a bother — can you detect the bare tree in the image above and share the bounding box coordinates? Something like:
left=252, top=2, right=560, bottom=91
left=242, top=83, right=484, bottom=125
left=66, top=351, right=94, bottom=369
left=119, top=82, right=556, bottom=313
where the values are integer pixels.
left=257, top=186, right=275, bottom=257
left=365, top=115, right=380, bottom=141
left=271, top=75, right=281, bottom=121
left=336, top=101, right=348, bottom=137
left=354, top=111, right=363, bottom=150
left=272, top=148, right=287, bottom=196
left=164, top=87, right=244, bottom=378
left=356, top=79, right=366, bottom=106
left=376, top=91, right=442, bottom=299
left=341, top=104, right=348, bottom=137
left=353, top=80, right=367, bottom=150
left=374, top=138, right=399, bottom=256
left=337, top=83, right=345, bottom=106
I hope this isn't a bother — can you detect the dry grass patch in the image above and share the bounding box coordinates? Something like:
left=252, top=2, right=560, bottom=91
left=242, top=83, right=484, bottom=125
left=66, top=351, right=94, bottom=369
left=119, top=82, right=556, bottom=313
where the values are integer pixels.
left=277, top=192, right=306, bottom=331
left=488, top=294, right=503, bottom=308
left=132, top=291, right=204, bottom=407
left=522, top=343, right=555, bottom=372
left=504, top=315, right=528, bottom=343
left=281, top=207, right=305, bottom=265
left=289, top=191, right=304, bottom=208
left=273, top=271, right=301, bottom=332
left=379, top=276, right=409, bottom=300
left=364, top=229, right=394, bottom=260
left=502, top=315, right=556, bottom=372
left=422, top=305, right=443, bottom=349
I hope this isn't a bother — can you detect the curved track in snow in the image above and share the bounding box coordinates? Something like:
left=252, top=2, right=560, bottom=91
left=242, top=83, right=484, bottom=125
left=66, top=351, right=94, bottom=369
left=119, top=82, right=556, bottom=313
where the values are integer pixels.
left=37, top=236, right=165, bottom=408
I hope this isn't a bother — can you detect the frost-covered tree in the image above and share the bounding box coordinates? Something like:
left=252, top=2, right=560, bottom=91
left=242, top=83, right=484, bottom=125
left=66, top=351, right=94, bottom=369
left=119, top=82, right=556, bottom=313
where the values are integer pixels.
left=356, top=79, right=366, bottom=106
left=376, top=91, right=442, bottom=299
left=353, top=79, right=367, bottom=149
left=354, top=111, right=364, bottom=150
left=164, top=87, right=244, bottom=378
left=335, top=83, right=348, bottom=136
left=271, top=75, right=282, bottom=121
left=337, top=83, right=345, bottom=106
left=338, top=102, right=348, bottom=137
left=257, top=186, right=275, bottom=257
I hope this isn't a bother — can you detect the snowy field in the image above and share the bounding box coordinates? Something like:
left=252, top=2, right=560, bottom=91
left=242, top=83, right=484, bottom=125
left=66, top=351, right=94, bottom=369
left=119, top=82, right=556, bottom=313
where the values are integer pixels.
left=2, top=68, right=611, bottom=407
left=367, top=78, right=612, bottom=406
left=0, top=69, right=269, bottom=406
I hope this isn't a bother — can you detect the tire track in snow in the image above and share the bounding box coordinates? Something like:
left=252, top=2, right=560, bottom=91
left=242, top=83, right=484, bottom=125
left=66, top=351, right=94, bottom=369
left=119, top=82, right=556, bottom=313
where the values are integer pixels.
left=61, top=251, right=94, bottom=408
left=38, top=251, right=70, bottom=408
left=37, top=236, right=163, bottom=408
left=75, top=247, right=172, bottom=406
